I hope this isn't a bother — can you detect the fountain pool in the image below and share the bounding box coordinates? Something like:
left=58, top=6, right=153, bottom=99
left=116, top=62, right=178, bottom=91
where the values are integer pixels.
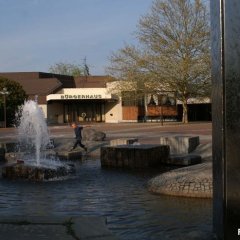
left=0, top=158, right=213, bottom=240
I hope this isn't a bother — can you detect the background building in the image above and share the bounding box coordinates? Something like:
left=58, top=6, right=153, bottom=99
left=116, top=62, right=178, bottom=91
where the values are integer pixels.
left=0, top=72, right=211, bottom=124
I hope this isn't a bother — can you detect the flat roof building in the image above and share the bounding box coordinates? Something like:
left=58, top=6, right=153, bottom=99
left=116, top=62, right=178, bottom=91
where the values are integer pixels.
left=0, top=72, right=211, bottom=123
left=0, top=72, right=123, bottom=124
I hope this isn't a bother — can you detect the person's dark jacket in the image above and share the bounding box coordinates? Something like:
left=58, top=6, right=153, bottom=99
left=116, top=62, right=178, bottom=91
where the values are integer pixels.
left=74, top=126, right=83, bottom=140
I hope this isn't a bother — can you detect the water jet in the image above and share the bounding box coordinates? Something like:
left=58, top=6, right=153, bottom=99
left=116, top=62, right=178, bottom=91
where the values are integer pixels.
left=2, top=99, right=76, bottom=181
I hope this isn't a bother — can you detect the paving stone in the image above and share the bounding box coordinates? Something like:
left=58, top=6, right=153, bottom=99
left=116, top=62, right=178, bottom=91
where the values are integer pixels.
left=0, top=216, right=118, bottom=240
left=0, top=224, right=73, bottom=240
left=0, top=216, right=67, bottom=224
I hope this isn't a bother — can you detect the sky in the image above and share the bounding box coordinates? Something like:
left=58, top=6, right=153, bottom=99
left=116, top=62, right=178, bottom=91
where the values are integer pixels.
left=0, top=0, right=153, bottom=75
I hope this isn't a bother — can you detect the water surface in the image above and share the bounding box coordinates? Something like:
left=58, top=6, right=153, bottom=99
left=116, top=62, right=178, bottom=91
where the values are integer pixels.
left=0, top=159, right=212, bottom=240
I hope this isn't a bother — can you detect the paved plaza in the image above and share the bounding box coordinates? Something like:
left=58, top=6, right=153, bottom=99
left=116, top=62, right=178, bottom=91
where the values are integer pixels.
left=0, top=121, right=212, bottom=144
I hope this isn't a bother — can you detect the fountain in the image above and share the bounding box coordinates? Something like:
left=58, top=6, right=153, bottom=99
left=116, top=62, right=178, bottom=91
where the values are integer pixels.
left=2, top=99, right=75, bottom=181
left=17, top=98, right=51, bottom=166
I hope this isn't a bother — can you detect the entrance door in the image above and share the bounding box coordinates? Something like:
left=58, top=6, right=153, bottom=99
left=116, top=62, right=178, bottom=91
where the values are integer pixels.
left=64, top=100, right=104, bottom=123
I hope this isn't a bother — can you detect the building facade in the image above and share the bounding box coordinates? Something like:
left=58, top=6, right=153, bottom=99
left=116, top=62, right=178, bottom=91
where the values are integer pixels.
left=0, top=72, right=123, bottom=124
left=0, top=72, right=211, bottom=124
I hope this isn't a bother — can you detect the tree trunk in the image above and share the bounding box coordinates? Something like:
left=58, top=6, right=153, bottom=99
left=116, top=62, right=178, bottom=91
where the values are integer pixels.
left=144, top=94, right=148, bottom=122
left=182, top=99, right=188, bottom=123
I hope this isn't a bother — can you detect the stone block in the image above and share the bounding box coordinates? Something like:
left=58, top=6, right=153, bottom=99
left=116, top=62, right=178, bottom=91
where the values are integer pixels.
left=0, top=224, right=73, bottom=240
left=110, top=138, right=138, bottom=146
left=159, top=136, right=199, bottom=154
left=165, top=154, right=202, bottom=166
left=82, top=128, right=106, bottom=141
left=56, top=151, right=83, bottom=161
left=101, top=144, right=169, bottom=169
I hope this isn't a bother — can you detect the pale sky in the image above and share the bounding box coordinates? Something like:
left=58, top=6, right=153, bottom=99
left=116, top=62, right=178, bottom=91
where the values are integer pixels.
left=0, top=0, right=153, bottom=75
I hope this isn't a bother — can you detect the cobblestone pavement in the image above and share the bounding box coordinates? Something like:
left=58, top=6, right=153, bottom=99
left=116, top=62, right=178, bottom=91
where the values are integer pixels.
left=148, top=161, right=212, bottom=198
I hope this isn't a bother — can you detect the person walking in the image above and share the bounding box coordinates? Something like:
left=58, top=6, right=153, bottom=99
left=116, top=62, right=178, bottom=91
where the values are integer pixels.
left=70, top=122, right=88, bottom=152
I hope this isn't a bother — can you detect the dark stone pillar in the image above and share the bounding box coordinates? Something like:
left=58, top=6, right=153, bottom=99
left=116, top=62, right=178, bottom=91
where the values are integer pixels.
left=211, top=1, right=240, bottom=239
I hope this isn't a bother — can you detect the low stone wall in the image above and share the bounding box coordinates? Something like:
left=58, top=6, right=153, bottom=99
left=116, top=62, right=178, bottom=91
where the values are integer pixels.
left=159, top=136, right=199, bottom=154
left=165, top=154, right=202, bottom=166
left=148, top=162, right=212, bottom=198
left=101, top=144, right=169, bottom=169
left=1, top=163, right=76, bottom=181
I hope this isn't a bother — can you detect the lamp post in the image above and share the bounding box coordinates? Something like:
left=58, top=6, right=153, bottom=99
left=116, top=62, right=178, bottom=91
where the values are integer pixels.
left=0, top=87, right=9, bottom=128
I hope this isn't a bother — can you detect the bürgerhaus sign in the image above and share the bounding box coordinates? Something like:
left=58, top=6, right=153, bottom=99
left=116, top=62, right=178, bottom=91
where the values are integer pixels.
left=60, top=94, right=102, bottom=99
left=46, top=89, right=114, bottom=101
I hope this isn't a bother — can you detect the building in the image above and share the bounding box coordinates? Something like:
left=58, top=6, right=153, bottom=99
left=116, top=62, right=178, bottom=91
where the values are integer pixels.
left=0, top=72, right=123, bottom=123
left=0, top=72, right=211, bottom=124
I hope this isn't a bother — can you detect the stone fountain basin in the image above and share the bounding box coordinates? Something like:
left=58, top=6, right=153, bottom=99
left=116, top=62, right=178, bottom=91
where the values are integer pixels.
left=1, top=162, right=76, bottom=181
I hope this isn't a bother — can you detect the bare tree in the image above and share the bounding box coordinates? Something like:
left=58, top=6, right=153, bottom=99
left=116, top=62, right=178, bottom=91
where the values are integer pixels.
left=107, top=0, right=211, bottom=123
left=49, top=62, right=84, bottom=77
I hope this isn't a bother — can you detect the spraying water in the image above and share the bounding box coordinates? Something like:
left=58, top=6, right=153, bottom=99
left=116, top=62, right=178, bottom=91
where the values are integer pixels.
left=17, top=99, right=50, bottom=166
left=2, top=98, right=77, bottom=181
